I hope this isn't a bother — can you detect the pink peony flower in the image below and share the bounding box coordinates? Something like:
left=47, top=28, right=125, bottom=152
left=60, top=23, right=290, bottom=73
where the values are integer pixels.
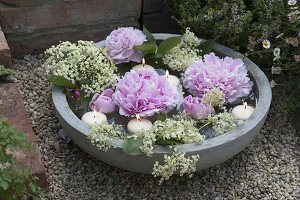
left=183, top=95, right=214, bottom=118
left=106, top=27, right=146, bottom=64
left=183, top=53, right=253, bottom=103
left=89, top=89, right=116, bottom=114
left=113, top=70, right=179, bottom=117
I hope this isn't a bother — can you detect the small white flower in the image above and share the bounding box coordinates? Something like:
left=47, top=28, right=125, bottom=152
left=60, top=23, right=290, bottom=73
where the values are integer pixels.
left=288, top=0, right=297, bottom=6
left=273, top=48, right=280, bottom=61
left=271, top=66, right=282, bottom=74
left=270, top=80, right=277, bottom=88
left=262, top=39, right=271, bottom=49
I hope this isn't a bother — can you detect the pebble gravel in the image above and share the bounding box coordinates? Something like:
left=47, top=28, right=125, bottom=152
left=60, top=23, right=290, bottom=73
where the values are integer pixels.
left=12, top=54, right=300, bottom=200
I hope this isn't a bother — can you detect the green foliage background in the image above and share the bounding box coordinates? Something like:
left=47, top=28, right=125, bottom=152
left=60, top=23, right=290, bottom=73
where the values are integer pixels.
left=168, top=0, right=300, bottom=111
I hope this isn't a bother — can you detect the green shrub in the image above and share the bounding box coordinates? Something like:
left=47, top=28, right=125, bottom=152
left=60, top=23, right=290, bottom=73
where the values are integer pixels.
left=0, top=120, right=42, bottom=199
left=169, top=0, right=300, bottom=110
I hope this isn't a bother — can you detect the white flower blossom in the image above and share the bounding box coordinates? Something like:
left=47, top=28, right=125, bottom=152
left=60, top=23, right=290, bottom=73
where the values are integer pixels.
left=87, top=123, right=123, bottom=151
left=270, top=80, right=277, bottom=88
left=152, top=151, right=199, bottom=184
left=288, top=0, right=297, bottom=6
left=273, top=47, right=281, bottom=61
left=210, top=109, right=237, bottom=135
left=43, top=41, right=117, bottom=96
left=262, top=39, right=271, bottom=49
left=163, top=28, right=201, bottom=72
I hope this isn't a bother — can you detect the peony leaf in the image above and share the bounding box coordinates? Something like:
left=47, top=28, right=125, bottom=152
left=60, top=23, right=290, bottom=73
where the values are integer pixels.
left=78, top=95, right=90, bottom=114
left=123, top=138, right=143, bottom=155
left=198, top=39, right=215, bottom=55
left=118, top=63, right=132, bottom=76
left=133, top=44, right=157, bottom=54
left=143, top=26, right=156, bottom=45
left=157, top=36, right=182, bottom=54
left=157, top=113, right=167, bottom=121
left=47, top=75, right=76, bottom=89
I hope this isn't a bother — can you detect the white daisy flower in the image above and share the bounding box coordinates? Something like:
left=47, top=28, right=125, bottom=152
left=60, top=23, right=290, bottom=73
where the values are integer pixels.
left=262, top=39, right=271, bottom=49
left=288, top=0, right=297, bottom=6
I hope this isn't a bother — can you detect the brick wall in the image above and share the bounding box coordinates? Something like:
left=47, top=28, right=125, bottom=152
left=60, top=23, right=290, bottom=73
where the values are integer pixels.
left=0, top=0, right=142, bottom=57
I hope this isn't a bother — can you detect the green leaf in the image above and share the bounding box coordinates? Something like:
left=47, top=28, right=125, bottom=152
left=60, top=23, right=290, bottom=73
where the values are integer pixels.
left=0, top=65, right=13, bottom=77
left=47, top=75, right=76, bottom=88
left=78, top=95, right=90, bottom=114
left=157, top=36, right=182, bottom=54
left=0, top=180, right=9, bottom=190
left=157, top=113, right=167, bottom=122
left=123, top=138, right=143, bottom=155
left=198, top=39, right=215, bottom=55
left=143, top=26, right=156, bottom=45
left=133, top=44, right=157, bottom=54
left=117, top=63, right=132, bottom=76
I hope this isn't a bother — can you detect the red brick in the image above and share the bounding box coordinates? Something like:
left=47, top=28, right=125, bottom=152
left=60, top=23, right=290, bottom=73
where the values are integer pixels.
left=0, top=30, right=12, bottom=67
left=0, top=83, right=48, bottom=189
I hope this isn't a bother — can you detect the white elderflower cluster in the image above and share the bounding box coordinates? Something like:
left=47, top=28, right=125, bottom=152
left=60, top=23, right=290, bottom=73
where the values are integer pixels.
left=87, top=123, right=122, bottom=151
left=154, top=118, right=204, bottom=144
left=135, top=130, right=157, bottom=156
left=210, top=109, right=237, bottom=135
left=202, top=88, right=226, bottom=107
left=43, top=40, right=117, bottom=96
left=163, top=28, right=201, bottom=72
left=152, top=151, right=199, bottom=184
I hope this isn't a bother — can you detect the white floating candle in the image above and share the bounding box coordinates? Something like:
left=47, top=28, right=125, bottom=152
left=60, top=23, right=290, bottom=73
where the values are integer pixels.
left=132, top=58, right=156, bottom=72
left=232, top=102, right=255, bottom=120
left=163, top=70, right=180, bottom=87
left=81, top=110, right=107, bottom=126
left=127, top=115, right=153, bottom=134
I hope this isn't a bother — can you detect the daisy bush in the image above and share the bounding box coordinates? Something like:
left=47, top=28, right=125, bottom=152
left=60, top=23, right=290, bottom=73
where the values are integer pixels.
left=170, top=0, right=300, bottom=110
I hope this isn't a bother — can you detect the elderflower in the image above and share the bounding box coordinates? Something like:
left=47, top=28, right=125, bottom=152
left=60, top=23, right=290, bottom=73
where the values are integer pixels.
left=154, top=118, right=204, bottom=144
left=210, top=109, right=237, bottom=135
left=152, top=151, right=199, bottom=184
left=202, top=88, right=226, bottom=107
left=87, top=123, right=123, bottom=151
left=135, top=130, right=157, bottom=156
left=43, top=40, right=117, bottom=96
left=163, top=28, right=201, bottom=72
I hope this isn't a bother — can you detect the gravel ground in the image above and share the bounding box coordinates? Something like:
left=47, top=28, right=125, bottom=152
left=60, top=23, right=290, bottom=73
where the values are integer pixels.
left=13, top=54, right=300, bottom=200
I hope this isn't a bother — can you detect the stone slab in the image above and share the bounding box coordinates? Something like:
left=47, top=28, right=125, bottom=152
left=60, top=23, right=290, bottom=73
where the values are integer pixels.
left=0, top=0, right=81, bottom=7
left=7, top=20, right=139, bottom=57
left=0, top=30, right=12, bottom=67
left=0, top=83, right=48, bottom=189
left=0, top=0, right=142, bottom=57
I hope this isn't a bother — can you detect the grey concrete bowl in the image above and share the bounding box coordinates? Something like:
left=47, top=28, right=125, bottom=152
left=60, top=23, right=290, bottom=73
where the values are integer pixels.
left=52, top=34, right=272, bottom=174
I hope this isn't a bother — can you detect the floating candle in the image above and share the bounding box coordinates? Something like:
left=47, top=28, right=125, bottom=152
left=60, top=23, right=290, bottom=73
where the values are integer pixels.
left=232, top=102, right=255, bottom=120
left=163, top=70, right=180, bottom=87
left=127, top=115, right=153, bottom=134
left=81, top=110, right=107, bottom=126
left=132, top=58, right=156, bottom=72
